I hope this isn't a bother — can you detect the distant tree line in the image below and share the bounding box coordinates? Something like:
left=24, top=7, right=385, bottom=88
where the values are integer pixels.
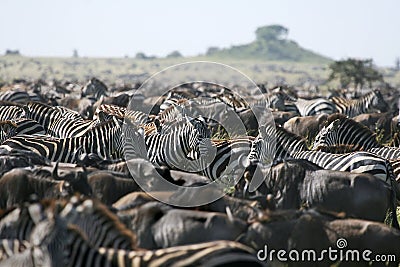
left=328, top=58, right=383, bottom=89
left=5, top=49, right=20, bottom=55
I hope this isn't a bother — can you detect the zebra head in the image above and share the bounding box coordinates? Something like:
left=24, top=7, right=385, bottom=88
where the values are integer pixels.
left=188, top=116, right=211, bottom=139
left=312, top=118, right=341, bottom=149
left=248, top=125, right=277, bottom=165
left=0, top=120, right=18, bottom=143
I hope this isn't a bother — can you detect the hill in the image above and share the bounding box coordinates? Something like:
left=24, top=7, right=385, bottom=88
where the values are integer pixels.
left=204, top=25, right=331, bottom=63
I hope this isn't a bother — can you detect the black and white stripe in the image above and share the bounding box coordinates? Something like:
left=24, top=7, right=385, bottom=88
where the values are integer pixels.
left=294, top=98, right=337, bottom=116
left=330, top=89, right=387, bottom=117
left=1, top=119, right=123, bottom=163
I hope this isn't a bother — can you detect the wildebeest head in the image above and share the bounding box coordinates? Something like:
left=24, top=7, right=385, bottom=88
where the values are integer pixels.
left=52, top=162, right=93, bottom=197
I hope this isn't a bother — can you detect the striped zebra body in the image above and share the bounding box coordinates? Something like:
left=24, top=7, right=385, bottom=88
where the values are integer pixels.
left=293, top=150, right=392, bottom=183
left=0, top=90, right=31, bottom=103
left=156, top=104, right=185, bottom=122
left=159, top=92, right=187, bottom=113
left=0, top=239, right=30, bottom=261
left=48, top=116, right=100, bottom=138
left=251, top=124, right=392, bottom=183
left=370, top=147, right=400, bottom=160
left=312, top=114, right=381, bottom=150
left=95, top=107, right=149, bottom=126
left=0, top=105, right=25, bottom=121
left=53, top=106, right=84, bottom=120
left=0, top=118, right=46, bottom=143
left=294, top=98, right=337, bottom=116
left=1, top=120, right=123, bottom=163
left=389, top=159, right=400, bottom=182
left=330, top=89, right=387, bottom=117
left=198, top=138, right=254, bottom=181
left=28, top=215, right=259, bottom=267
left=144, top=121, right=202, bottom=170
left=312, top=114, right=400, bottom=161
left=25, top=102, right=64, bottom=134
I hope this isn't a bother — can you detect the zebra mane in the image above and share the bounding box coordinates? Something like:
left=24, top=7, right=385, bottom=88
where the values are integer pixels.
left=314, top=144, right=362, bottom=153
left=323, top=114, right=379, bottom=146
left=0, top=100, right=25, bottom=108
left=84, top=117, right=122, bottom=133
left=68, top=197, right=138, bottom=248
left=273, top=124, right=308, bottom=151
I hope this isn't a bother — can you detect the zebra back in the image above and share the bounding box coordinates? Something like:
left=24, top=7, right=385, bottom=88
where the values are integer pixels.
left=312, top=114, right=381, bottom=150
left=25, top=102, right=64, bottom=133
left=47, top=116, right=99, bottom=138
left=0, top=90, right=31, bottom=103
left=293, top=150, right=391, bottom=183
left=0, top=105, right=26, bottom=121
left=30, top=214, right=259, bottom=267
left=0, top=118, right=46, bottom=143
left=330, top=89, right=388, bottom=117
left=294, top=98, right=337, bottom=117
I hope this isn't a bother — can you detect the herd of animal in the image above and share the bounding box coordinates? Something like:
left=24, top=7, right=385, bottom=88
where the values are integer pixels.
left=0, top=77, right=399, bottom=266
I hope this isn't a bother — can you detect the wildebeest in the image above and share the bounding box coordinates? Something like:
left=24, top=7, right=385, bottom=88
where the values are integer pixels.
left=241, top=209, right=400, bottom=267
left=283, top=114, right=328, bottom=141
left=0, top=163, right=92, bottom=209
left=263, top=160, right=398, bottom=227
left=353, top=111, right=395, bottom=143
left=87, top=171, right=140, bottom=205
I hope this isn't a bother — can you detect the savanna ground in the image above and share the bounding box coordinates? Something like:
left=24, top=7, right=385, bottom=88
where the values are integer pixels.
left=1, top=54, right=400, bottom=223
left=2, top=55, right=400, bottom=92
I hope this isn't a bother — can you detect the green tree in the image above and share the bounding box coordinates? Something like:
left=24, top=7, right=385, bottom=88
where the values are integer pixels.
left=166, top=50, right=182, bottom=58
left=328, top=58, right=383, bottom=89
left=255, top=25, right=288, bottom=42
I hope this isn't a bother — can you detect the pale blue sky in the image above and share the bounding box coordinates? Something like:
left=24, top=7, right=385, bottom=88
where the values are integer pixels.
left=1, top=0, right=399, bottom=66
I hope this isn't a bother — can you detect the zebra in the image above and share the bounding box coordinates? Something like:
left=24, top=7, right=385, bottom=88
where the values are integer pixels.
left=0, top=239, right=30, bottom=261
left=330, top=89, right=388, bottom=117
left=122, top=116, right=206, bottom=170
left=81, top=77, right=108, bottom=100
left=18, top=214, right=261, bottom=267
left=313, top=114, right=400, bottom=160
left=0, top=118, right=46, bottom=143
left=93, top=103, right=126, bottom=121
left=58, top=197, right=138, bottom=250
left=143, top=118, right=204, bottom=170
left=53, top=106, right=84, bottom=120
left=0, top=105, right=26, bottom=121
left=312, top=114, right=381, bottom=150
left=24, top=102, right=65, bottom=134
left=47, top=116, right=100, bottom=138
left=251, top=124, right=394, bottom=184
left=94, top=104, right=150, bottom=127
left=294, top=98, right=337, bottom=117
left=197, top=137, right=255, bottom=182
left=1, top=118, right=123, bottom=163
left=0, top=90, right=31, bottom=103
left=159, top=91, right=188, bottom=112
